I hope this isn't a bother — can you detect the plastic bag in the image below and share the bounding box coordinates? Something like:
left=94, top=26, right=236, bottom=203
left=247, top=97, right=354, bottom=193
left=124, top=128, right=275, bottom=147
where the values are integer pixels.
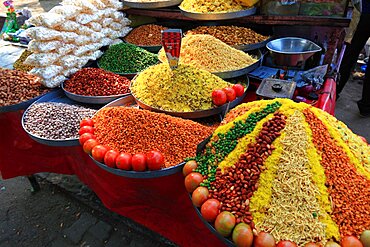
left=61, top=0, right=98, bottom=13
left=86, top=22, right=102, bottom=32
left=90, top=0, right=106, bottom=9
left=42, top=74, right=67, bottom=88
left=77, top=25, right=94, bottom=36
left=56, top=44, right=76, bottom=56
left=101, top=18, right=113, bottom=27
left=60, top=32, right=79, bottom=43
left=86, top=50, right=103, bottom=60
left=112, top=11, right=125, bottom=21
left=101, top=27, right=113, bottom=36
left=75, top=35, right=91, bottom=45
left=108, top=30, right=122, bottom=39
left=120, top=27, right=132, bottom=38
left=24, top=53, right=60, bottom=67
left=26, top=13, right=65, bottom=28
left=28, top=40, right=62, bottom=53
left=55, top=20, right=82, bottom=32
left=25, top=27, right=62, bottom=41
left=101, top=8, right=115, bottom=17
left=59, top=55, right=81, bottom=68
left=77, top=56, right=90, bottom=68
left=76, top=13, right=99, bottom=25
left=100, top=37, right=113, bottom=46
left=120, top=18, right=131, bottom=26
left=62, top=68, right=79, bottom=77
left=109, top=22, right=122, bottom=31
left=73, top=44, right=99, bottom=56
left=49, top=5, right=82, bottom=19
left=90, top=32, right=105, bottom=42
left=30, top=65, right=63, bottom=80
left=110, top=39, right=123, bottom=46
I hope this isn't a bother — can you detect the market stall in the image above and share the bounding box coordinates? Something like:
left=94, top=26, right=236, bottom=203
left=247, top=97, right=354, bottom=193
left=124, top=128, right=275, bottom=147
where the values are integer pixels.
left=2, top=0, right=368, bottom=246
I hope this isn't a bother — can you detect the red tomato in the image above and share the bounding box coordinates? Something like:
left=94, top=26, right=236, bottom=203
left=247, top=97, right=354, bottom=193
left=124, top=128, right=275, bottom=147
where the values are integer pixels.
left=104, top=150, right=119, bottom=168
left=184, top=172, right=203, bottom=193
left=79, top=133, right=95, bottom=145
left=253, top=232, right=276, bottom=247
left=92, top=145, right=109, bottom=163
left=212, top=89, right=227, bottom=106
left=304, top=243, right=320, bottom=247
left=116, top=153, right=132, bottom=170
left=146, top=150, right=164, bottom=171
left=83, top=139, right=99, bottom=154
left=183, top=160, right=198, bottom=177
left=215, top=211, right=236, bottom=237
left=132, top=153, right=147, bottom=171
left=341, top=236, right=363, bottom=247
left=200, top=199, right=220, bottom=222
left=232, top=223, right=253, bottom=247
left=277, top=241, right=298, bottom=247
left=232, top=84, right=245, bottom=97
left=80, top=118, right=94, bottom=128
left=223, top=87, right=237, bottom=102
left=191, top=186, right=209, bottom=207
left=79, top=126, right=94, bottom=135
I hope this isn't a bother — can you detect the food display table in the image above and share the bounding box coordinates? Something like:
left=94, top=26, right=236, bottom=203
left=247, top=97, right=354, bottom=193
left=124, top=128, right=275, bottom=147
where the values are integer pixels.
left=0, top=78, right=336, bottom=247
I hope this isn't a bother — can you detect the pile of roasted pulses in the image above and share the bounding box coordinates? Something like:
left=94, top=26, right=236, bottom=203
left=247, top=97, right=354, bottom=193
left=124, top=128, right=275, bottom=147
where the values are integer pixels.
left=186, top=26, right=269, bottom=46
left=0, top=68, right=49, bottom=107
left=63, top=68, right=130, bottom=96
left=23, top=102, right=96, bottom=140
left=124, top=24, right=169, bottom=46
left=13, top=50, right=34, bottom=72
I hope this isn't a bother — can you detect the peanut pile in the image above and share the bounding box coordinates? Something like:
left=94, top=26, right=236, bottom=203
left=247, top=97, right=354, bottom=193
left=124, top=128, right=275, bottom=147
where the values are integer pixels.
left=0, top=68, right=49, bottom=107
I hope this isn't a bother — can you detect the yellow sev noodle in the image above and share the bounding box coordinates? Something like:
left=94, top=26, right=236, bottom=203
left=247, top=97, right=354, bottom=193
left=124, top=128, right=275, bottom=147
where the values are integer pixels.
left=180, top=0, right=245, bottom=13
left=256, top=111, right=326, bottom=246
left=158, top=34, right=257, bottom=73
left=130, top=63, right=230, bottom=112
left=310, top=107, right=370, bottom=179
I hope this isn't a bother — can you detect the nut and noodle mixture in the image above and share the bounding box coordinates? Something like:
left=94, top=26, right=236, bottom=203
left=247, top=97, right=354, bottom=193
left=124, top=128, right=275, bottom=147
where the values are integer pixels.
left=186, top=26, right=269, bottom=46
left=180, top=0, right=245, bottom=13
left=23, top=102, right=96, bottom=140
left=124, top=24, right=168, bottom=46
left=0, top=68, right=49, bottom=107
left=13, top=50, right=34, bottom=72
left=189, top=99, right=370, bottom=246
left=158, top=34, right=257, bottom=73
left=93, top=107, right=215, bottom=168
left=130, top=63, right=231, bottom=112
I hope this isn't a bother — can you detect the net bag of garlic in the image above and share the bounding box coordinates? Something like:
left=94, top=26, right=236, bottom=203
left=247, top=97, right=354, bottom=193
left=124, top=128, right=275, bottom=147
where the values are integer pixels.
left=184, top=99, right=370, bottom=247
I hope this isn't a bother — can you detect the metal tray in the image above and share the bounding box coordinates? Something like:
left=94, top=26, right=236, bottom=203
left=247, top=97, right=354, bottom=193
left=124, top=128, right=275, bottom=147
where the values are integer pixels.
left=256, top=78, right=297, bottom=99
left=61, top=80, right=131, bottom=105
left=232, top=37, right=272, bottom=52
left=21, top=89, right=100, bottom=147
left=0, top=92, right=49, bottom=113
left=124, top=40, right=162, bottom=53
left=97, top=60, right=137, bottom=79
left=90, top=95, right=185, bottom=178
left=130, top=77, right=249, bottom=119
left=213, top=50, right=262, bottom=79
left=179, top=6, right=256, bottom=20
left=123, top=0, right=183, bottom=9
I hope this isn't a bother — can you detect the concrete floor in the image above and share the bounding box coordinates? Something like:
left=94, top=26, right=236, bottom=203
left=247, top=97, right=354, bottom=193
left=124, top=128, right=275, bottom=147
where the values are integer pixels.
left=335, top=78, right=370, bottom=141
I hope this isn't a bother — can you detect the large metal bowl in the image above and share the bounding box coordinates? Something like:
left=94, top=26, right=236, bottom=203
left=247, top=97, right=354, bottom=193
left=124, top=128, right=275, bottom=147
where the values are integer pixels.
left=266, top=37, right=322, bottom=67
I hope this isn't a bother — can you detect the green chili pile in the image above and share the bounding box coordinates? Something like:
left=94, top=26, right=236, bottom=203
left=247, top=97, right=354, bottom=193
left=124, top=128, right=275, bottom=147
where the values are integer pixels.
left=98, top=43, right=159, bottom=74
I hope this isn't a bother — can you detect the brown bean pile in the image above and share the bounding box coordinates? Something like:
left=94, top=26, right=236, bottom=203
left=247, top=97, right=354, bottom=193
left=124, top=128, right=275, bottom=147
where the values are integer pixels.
left=63, top=68, right=131, bottom=96
left=13, top=50, right=34, bottom=72
left=124, top=24, right=169, bottom=46
left=186, top=26, right=269, bottom=46
left=0, top=68, right=49, bottom=107
left=93, top=107, right=214, bottom=167
left=210, top=113, right=286, bottom=226
left=304, top=109, right=370, bottom=237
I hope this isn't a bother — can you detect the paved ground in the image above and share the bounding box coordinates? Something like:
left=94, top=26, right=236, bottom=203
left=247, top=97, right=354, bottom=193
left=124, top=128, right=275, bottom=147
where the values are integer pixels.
left=0, top=175, right=176, bottom=247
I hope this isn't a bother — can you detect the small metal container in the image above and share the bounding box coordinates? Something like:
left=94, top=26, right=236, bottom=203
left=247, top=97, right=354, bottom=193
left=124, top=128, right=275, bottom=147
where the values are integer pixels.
left=256, top=78, right=297, bottom=99
left=266, top=37, right=322, bottom=67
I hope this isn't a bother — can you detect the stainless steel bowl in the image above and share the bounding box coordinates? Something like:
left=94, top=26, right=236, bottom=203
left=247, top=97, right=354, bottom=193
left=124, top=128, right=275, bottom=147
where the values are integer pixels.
left=266, top=37, right=322, bottom=67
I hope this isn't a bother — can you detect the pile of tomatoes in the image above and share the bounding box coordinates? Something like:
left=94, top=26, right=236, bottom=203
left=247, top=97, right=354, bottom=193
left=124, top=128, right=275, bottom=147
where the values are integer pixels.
left=182, top=160, right=368, bottom=247
left=79, top=118, right=165, bottom=171
left=212, top=84, right=244, bottom=106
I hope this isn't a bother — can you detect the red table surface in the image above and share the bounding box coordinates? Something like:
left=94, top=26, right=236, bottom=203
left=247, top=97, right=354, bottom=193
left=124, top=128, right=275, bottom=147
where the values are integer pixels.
left=0, top=78, right=336, bottom=247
